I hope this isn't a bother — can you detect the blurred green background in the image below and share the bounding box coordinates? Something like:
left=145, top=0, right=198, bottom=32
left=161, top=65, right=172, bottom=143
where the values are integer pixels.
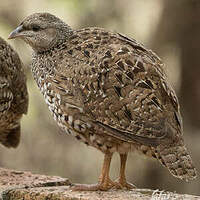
left=0, top=0, right=200, bottom=196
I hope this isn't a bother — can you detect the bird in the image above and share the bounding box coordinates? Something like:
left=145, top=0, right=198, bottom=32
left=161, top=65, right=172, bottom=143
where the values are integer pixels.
left=0, top=36, right=28, bottom=148
left=9, top=12, right=197, bottom=190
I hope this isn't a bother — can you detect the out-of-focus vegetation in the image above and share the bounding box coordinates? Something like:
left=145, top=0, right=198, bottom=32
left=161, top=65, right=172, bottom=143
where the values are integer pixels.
left=0, top=0, right=199, bottom=195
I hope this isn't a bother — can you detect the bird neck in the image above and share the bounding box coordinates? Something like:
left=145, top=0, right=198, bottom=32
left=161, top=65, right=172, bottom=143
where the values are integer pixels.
left=53, top=24, right=74, bottom=48
left=35, top=24, right=74, bottom=54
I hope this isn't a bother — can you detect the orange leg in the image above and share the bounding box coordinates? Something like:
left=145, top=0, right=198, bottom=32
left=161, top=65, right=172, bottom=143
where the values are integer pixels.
left=114, top=154, right=136, bottom=189
left=71, top=153, right=115, bottom=191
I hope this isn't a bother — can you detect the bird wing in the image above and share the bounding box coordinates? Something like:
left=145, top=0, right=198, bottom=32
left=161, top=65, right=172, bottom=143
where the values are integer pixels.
left=52, top=28, right=182, bottom=146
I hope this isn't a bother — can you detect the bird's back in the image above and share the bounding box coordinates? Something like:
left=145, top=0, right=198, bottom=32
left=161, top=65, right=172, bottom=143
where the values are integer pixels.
left=36, top=27, right=180, bottom=138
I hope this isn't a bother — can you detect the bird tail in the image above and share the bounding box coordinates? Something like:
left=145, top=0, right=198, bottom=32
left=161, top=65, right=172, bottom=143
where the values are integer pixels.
left=0, top=125, right=21, bottom=148
left=153, top=143, right=197, bottom=181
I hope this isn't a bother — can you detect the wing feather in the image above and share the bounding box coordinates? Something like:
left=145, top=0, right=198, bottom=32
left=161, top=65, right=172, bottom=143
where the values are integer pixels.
left=53, top=28, right=182, bottom=145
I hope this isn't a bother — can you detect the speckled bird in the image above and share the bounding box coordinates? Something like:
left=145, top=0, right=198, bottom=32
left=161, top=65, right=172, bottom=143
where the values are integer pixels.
left=0, top=36, right=28, bottom=148
left=9, top=12, right=196, bottom=190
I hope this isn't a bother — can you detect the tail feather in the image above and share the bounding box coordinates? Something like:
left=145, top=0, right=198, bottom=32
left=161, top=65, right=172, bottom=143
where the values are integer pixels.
left=154, top=143, right=197, bottom=181
left=0, top=125, right=21, bottom=148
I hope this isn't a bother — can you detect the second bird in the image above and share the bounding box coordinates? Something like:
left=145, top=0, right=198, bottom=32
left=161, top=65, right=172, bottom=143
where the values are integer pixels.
left=0, top=36, right=28, bottom=148
left=9, top=12, right=197, bottom=191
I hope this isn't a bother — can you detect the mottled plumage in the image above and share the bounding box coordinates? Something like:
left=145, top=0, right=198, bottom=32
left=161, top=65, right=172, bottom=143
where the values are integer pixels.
left=9, top=13, right=196, bottom=190
left=0, top=36, right=28, bottom=148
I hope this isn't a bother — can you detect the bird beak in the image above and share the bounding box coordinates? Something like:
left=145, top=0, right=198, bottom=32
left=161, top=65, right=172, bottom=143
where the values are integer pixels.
left=8, top=25, right=24, bottom=39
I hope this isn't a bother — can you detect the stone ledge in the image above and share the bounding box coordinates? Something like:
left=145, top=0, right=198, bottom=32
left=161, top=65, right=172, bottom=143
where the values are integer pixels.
left=0, top=168, right=199, bottom=200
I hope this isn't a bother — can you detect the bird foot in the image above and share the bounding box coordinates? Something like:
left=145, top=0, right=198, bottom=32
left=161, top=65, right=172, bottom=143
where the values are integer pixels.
left=70, top=179, right=135, bottom=191
left=71, top=178, right=116, bottom=191
left=112, top=179, right=136, bottom=190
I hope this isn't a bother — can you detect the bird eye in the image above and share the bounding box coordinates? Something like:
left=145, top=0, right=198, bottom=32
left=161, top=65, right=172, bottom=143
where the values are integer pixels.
left=32, top=25, right=40, bottom=32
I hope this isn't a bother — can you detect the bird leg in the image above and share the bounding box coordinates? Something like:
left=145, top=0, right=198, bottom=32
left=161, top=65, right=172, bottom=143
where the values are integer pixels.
left=113, top=154, right=136, bottom=189
left=71, top=152, right=115, bottom=191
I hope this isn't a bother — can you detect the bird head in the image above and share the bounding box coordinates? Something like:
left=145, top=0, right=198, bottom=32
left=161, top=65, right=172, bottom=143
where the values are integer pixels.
left=8, top=13, right=73, bottom=53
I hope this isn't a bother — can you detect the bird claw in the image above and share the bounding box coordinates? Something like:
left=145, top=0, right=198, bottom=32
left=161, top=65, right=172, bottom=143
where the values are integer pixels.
left=71, top=177, right=120, bottom=191
left=70, top=179, right=136, bottom=191
left=112, top=179, right=136, bottom=190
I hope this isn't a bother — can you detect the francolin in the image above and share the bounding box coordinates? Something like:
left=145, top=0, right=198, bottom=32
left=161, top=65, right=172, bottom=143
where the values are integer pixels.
left=9, top=13, right=196, bottom=190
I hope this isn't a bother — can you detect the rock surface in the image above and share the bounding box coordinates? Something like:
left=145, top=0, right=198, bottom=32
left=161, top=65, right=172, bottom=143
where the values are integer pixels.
left=0, top=168, right=199, bottom=200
